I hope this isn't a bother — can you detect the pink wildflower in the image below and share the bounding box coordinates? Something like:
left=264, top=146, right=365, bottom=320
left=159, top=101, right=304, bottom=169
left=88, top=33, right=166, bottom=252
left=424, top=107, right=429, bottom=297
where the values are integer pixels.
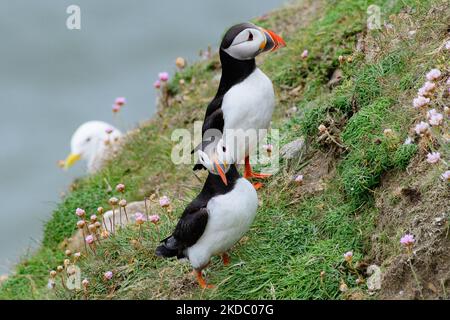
left=103, top=271, right=113, bottom=281
left=343, top=251, right=353, bottom=262
left=85, top=235, right=94, bottom=245
left=426, top=152, right=441, bottom=164
left=158, top=72, right=169, bottom=82
left=301, top=49, right=309, bottom=59
left=413, top=96, right=430, bottom=108
left=115, top=97, right=126, bottom=106
left=149, top=215, right=160, bottom=224
left=75, top=208, right=86, bottom=217
left=426, top=68, right=441, bottom=81
left=135, top=212, right=146, bottom=225
left=159, top=196, right=170, bottom=208
left=294, top=175, right=304, bottom=184
left=414, top=121, right=429, bottom=135
left=400, top=234, right=415, bottom=246
left=441, top=170, right=450, bottom=181
left=112, top=104, right=120, bottom=113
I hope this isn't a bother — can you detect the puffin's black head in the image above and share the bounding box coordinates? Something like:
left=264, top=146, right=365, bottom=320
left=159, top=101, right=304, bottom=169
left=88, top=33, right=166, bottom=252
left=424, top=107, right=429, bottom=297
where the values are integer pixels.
left=220, top=22, right=286, bottom=61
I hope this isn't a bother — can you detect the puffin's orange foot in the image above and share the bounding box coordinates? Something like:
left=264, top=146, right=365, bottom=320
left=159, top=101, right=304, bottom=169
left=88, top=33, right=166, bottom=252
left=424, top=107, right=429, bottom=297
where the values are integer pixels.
left=222, top=253, right=230, bottom=266
left=252, top=182, right=264, bottom=190
left=249, top=172, right=272, bottom=179
left=195, top=270, right=215, bottom=289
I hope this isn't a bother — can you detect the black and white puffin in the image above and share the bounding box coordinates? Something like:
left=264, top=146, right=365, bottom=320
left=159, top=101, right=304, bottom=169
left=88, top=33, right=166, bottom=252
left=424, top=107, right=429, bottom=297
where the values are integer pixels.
left=193, top=22, right=285, bottom=187
left=157, top=140, right=258, bottom=288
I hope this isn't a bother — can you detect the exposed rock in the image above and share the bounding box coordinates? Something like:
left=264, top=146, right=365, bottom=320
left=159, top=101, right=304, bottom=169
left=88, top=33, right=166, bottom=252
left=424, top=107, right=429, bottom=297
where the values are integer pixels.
left=367, top=264, right=382, bottom=293
left=280, top=137, right=307, bottom=161
left=327, top=69, right=343, bottom=88
left=67, top=200, right=152, bottom=252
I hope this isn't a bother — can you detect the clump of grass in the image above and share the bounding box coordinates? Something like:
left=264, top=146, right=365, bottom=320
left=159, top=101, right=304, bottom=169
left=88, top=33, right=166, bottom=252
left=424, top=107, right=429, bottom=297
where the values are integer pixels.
left=393, top=144, right=418, bottom=170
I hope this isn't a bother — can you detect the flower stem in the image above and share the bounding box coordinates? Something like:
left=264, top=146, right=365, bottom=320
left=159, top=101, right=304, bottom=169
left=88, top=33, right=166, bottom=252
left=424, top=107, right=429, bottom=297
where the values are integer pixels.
left=408, top=258, right=424, bottom=299
left=82, top=229, right=88, bottom=255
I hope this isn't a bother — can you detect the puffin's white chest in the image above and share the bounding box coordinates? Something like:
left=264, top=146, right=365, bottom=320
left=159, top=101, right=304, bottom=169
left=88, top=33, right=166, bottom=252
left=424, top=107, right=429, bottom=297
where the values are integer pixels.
left=221, top=68, right=275, bottom=160
left=186, top=178, right=258, bottom=269
left=222, top=68, right=275, bottom=132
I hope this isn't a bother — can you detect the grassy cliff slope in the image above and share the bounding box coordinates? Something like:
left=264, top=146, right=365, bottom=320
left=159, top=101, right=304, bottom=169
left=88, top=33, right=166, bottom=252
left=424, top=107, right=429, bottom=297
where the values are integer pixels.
left=1, top=0, right=449, bottom=300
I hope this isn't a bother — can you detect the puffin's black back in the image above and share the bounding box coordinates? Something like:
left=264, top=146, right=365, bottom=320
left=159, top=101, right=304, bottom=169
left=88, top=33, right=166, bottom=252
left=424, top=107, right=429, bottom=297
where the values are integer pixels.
left=156, top=165, right=241, bottom=259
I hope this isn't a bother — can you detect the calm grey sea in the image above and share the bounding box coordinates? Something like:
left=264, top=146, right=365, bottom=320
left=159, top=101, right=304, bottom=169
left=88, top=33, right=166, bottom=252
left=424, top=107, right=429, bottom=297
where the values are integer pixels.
left=0, top=0, right=287, bottom=273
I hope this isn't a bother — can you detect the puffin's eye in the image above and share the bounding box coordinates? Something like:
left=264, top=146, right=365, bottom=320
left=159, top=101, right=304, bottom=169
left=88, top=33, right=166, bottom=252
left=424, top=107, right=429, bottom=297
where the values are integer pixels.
left=247, top=32, right=254, bottom=41
left=222, top=146, right=226, bottom=152
left=85, top=137, right=91, bottom=143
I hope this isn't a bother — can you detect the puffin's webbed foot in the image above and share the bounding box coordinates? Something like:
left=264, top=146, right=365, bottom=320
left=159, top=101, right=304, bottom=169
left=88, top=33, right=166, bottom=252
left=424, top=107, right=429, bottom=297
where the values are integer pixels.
left=221, top=253, right=230, bottom=266
left=195, top=270, right=215, bottom=289
left=244, top=156, right=272, bottom=182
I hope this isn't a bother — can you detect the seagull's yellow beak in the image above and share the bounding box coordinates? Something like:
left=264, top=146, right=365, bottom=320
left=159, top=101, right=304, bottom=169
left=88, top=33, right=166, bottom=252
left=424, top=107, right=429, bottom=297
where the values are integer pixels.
left=63, top=153, right=81, bottom=170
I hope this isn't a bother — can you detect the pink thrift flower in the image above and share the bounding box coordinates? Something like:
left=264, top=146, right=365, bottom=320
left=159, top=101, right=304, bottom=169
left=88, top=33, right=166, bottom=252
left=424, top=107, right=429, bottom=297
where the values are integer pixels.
left=116, top=183, right=125, bottom=193
left=418, top=81, right=436, bottom=96
left=105, top=127, right=114, bottom=134
left=413, top=96, right=430, bottom=108
left=447, top=78, right=450, bottom=86
left=158, top=72, right=169, bottom=82
left=301, top=49, right=309, bottom=59
left=426, top=152, right=441, bottom=164
left=263, top=144, right=273, bottom=152
left=427, top=109, right=439, bottom=118
left=445, top=40, right=450, bottom=50
left=85, top=235, right=94, bottom=245
left=400, top=234, right=415, bottom=246
left=153, top=80, right=161, bottom=89
left=115, top=97, right=126, bottom=106
left=149, top=215, right=160, bottom=224
left=75, top=208, right=86, bottom=217
left=426, top=68, right=441, bottom=81
left=294, top=175, right=304, bottom=183
left=414, top=121, right=429, bottom=135
left=104, top=271, right=113, bottom=281
left=343, top=251, right=353, bottom=262
left=441, top=170, right=450, bottom=181
left=159, top=196, right=170, bottom=207
left=429, top=113, right=443, bottom=126
left=135, top=212, right=146, bottom=225
left=112, top=104, right=121, bottom=113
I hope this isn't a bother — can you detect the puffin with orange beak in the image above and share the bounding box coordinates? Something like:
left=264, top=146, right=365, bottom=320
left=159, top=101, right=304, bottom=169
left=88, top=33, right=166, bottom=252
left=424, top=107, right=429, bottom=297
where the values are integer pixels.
left=157, top=139, right=258, bottom=289
left=193, top=22, right=286, bottom=189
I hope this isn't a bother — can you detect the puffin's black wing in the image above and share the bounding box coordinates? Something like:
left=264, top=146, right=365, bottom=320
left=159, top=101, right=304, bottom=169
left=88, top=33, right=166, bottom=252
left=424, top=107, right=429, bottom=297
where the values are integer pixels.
left=192, top=96, right=225, bottom=151
left=156, top=203, right=208, bottom=258
left=173, top=205, right=208, bottom=247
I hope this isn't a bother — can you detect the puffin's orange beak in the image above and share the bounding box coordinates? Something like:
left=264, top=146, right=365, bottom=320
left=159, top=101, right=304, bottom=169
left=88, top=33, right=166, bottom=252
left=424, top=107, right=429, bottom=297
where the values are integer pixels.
left=213, top=159, right=228, bottom=186
left=260, top=28, right=286, bottom=52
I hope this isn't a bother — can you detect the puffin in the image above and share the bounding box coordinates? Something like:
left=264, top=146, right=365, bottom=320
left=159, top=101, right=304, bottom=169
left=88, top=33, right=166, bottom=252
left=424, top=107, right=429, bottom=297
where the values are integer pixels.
left=157, top=139, right=258, bottom=288
left=193, top=22, right=285, bottom=187
left=63, top=121, right=123, bottom=173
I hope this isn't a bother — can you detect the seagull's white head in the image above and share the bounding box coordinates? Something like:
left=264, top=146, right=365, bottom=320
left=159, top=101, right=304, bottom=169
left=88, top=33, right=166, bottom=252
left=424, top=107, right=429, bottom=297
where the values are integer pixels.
left=64, top=121, right=122, bottom=172
left=197, top=139, right=234, bottom=185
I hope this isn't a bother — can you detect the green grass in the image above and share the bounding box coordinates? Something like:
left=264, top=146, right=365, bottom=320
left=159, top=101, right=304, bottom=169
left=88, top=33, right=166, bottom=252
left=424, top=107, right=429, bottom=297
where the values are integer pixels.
left=1, top=0, right=447, bottom=300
